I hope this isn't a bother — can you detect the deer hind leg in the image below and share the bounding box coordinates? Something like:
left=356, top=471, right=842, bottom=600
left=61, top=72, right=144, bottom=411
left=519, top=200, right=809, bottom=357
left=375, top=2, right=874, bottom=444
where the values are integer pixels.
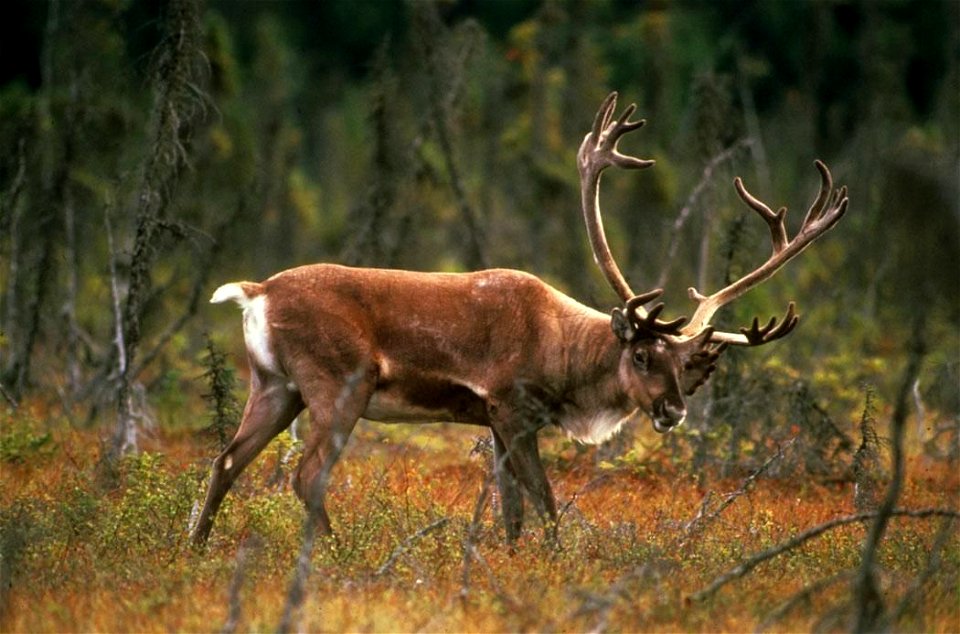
left=192, top=375, right=304, bottom=546
left=492, top=430, right=525, bottom=543
left=292, top=366, right=376, bottom=535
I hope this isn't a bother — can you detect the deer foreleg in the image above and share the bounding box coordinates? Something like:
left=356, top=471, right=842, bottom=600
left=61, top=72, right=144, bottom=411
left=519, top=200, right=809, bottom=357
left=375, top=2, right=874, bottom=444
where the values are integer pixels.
left=492, top=430, right=525, bottom=543
left=493, top=414, right=558, bottom=543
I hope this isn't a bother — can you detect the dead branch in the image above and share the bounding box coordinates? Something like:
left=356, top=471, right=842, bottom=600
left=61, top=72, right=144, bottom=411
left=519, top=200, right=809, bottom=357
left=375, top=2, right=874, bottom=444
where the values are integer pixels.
left=110, top=0, right=208, bottom=463
left=276, top=513, right=319, bottom=634
left=374, top=518, right=450, bottom=578
left=566, top=438, right=795, bottom=632
left=689, top=507, right=960, bottom=603
left=572, top=558, right=678, bottom=634
left=465, top=542, right=522, bottom=612
left=0, top=382, right=17, bottom=410
left=221, top=534, right=261, bottom=634
left=680, top=437, right=796, bottom=545
left=881, top=515, right=956, bottom=630
left=754, top=570, right=856, bottom=633
left=277, top=367, right=366, bottom=634
left=657, top=138, right=753, bottom=289
left=411, top=2, right=487, bottom=270
left=557, top=473, right=612, bottom=531
left=459, top=469, right=494, bottom=604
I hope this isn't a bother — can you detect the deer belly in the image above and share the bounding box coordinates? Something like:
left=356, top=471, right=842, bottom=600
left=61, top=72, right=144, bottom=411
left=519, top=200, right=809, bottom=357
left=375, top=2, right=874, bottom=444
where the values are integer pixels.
left=364, top=376, right=488, bottom=424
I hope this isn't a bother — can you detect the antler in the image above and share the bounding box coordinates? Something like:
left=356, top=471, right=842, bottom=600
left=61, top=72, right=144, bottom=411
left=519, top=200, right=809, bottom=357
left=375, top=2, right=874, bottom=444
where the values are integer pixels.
left=578, top=94, right=848, bottom=349
left=579, top=92, right=687, bottom=334
left=578, top=92, right=654, bottom=302
left=678, top=160, right=849, bottom=346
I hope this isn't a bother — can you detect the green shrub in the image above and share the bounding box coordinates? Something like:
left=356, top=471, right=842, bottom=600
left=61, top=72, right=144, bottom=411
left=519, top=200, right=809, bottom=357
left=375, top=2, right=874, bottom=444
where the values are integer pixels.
left=0, top=410, right=53, bottom=464
left=100, top=452, right=198, bottom=562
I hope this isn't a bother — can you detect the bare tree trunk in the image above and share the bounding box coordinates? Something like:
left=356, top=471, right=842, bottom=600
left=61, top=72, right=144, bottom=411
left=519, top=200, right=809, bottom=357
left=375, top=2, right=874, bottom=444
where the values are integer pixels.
left=852, top=319, right=926, bottom=633
left=341, top=41, right=401, bottom=268
left=61, top=75, right=81, bottom=406
left=104, top=208, right=135, bottom=456
left=411, top=2, right=487, bottom=270
left=109, top=0, right=207, bottom=463
left=3, top=0, right=63, bottom=399
left=0, top=140, right=27, bottom=393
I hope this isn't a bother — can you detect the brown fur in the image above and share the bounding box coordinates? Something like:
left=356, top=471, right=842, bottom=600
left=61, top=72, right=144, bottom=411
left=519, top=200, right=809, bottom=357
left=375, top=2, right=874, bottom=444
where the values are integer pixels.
left=191, top=264, right=706, bottom=545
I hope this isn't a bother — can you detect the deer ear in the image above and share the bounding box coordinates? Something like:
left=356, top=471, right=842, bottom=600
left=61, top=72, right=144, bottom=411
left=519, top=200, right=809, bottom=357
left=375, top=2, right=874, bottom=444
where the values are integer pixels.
left=611, top=308, right=636, bottom=343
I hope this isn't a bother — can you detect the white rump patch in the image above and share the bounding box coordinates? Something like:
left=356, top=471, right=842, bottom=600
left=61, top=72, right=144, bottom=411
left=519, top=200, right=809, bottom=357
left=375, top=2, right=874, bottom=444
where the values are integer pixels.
left=243, top=294, right=282, bottom=375
left=561, top=409, right=634, bottom=445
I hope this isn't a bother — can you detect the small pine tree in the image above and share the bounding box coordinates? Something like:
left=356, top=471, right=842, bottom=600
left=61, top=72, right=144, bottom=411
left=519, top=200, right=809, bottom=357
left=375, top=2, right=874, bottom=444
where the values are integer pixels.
left=853, top=385, right=883, bottom=514
left=200, top=334, right=241, bottom=450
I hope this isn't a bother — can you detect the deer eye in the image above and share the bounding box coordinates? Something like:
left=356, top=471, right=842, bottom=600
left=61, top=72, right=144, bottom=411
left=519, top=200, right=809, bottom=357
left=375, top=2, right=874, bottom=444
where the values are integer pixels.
left=633, top=349, right=649, bottom=371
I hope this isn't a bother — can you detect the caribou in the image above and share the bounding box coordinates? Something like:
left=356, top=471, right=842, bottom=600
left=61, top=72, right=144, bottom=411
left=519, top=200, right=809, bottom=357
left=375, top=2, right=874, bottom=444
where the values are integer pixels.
left=191, top=92, right=848, bottom=545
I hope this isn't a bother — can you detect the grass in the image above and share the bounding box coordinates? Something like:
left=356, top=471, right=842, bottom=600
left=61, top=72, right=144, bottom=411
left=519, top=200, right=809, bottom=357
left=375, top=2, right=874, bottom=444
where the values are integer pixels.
left=1, top=402, right=958, bottom=633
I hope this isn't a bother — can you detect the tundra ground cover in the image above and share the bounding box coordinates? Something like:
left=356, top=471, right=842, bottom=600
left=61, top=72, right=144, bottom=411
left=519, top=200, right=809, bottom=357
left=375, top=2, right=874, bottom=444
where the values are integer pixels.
left=1, top=402, right=957, bottom=633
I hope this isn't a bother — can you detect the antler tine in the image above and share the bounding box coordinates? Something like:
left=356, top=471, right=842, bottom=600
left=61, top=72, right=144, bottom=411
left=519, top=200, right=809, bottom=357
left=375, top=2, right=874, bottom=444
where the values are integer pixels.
left=735, top=177, right=788, bottom=254
left=679, top=161, right=848, bottom=347
left=592, top=92, right=618, bottom=139
left=625, top=292, right=688, bottom=336
left=739, top=302, right=799, bottom=345
left=607, top=105, right=654, bottom=170
left=625, top=289, right=664, bottom=309
left=802, top=160, right=833, bottom=225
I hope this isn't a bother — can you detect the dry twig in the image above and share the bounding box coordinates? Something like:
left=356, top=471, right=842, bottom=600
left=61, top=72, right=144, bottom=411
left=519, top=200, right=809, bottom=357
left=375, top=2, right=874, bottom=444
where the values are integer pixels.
left=374, top=518, right=450, bottom=578
left=680, top=437, right=796, bottom=544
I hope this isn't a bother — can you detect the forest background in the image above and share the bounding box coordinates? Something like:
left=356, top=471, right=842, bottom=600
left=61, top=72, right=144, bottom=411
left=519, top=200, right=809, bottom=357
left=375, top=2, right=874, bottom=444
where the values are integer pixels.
left=0, top=0, right=958, bottom=632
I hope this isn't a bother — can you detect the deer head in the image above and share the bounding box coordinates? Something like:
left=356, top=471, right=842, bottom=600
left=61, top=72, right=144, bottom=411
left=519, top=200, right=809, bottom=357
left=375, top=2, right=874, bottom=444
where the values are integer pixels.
left=579, top=92, right=848, bottom=432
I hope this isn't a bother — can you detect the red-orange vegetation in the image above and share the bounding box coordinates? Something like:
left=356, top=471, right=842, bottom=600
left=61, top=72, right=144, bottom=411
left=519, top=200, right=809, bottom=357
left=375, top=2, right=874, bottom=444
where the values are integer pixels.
left=1, top=409, right=957, bottom=633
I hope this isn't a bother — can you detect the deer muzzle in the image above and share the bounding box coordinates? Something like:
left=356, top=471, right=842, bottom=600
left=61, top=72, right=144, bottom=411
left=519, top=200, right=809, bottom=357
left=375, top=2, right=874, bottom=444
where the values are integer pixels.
left=652, top=398, right=686, bottom=433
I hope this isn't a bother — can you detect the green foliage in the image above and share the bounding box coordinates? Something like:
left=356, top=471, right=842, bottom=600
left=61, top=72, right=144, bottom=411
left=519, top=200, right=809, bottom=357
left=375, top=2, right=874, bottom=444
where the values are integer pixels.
left=101, top=453, right=199, bottom=561
left=1, top=0, right=955, bottom=423
left=0, top=498, right=41, bottom=620
left=0, top=428, right=52, bottom=465
left=0, top=411, right=53, bottom=464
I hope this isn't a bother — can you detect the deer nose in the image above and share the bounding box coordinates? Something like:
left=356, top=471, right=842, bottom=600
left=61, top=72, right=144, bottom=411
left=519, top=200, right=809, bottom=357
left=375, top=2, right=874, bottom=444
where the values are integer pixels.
left=652, top=398, right=686, bottom=433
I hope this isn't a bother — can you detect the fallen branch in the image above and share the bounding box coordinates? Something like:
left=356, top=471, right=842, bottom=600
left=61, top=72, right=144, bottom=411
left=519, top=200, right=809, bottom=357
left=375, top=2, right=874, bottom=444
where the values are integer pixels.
left=680, top=438, right=796, bottom=544
left=465, top=542, right=522, bottom=611
left=374, top=518, right=450, bottom=577
left=690, top=507, right=960, bottom=603
left=881, top=515, right=956, bottom=630
left=754, top=570, right=856, bottom=632
left=572, top=558, right=676, bottom=634
left=0, top=381, right=17, bottom=409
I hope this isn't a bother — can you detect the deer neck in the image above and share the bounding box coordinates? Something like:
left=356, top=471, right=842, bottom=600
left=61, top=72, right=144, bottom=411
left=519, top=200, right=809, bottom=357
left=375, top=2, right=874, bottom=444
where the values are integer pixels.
left=551, top=309, right=636, bottom=444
